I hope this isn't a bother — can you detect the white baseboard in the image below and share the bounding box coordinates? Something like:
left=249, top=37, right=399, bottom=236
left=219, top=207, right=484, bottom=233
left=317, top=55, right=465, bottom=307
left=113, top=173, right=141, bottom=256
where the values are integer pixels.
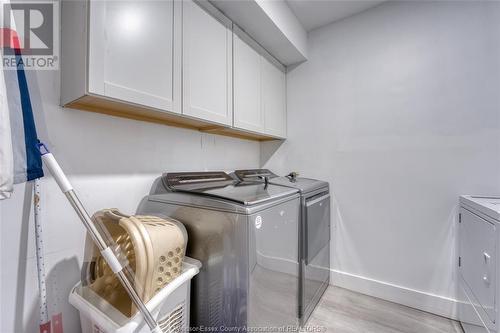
left=330, top=269, right=459, bottom=320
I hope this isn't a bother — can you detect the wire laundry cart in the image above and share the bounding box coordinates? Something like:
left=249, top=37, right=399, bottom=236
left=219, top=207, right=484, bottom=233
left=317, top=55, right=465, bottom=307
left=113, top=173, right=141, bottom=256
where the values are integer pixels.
left=70, top=257, right=200, bottom=333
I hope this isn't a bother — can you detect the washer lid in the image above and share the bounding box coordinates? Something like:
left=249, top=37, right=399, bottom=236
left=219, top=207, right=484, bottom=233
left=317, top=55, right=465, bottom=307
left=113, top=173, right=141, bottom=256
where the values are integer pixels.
left=189, top=182, right=298, bottom=205
left=234, top=169, right=278, bottom=181
left=164, top=172, right=298, bottom=206
left=165, top=171, right=234, bottom=191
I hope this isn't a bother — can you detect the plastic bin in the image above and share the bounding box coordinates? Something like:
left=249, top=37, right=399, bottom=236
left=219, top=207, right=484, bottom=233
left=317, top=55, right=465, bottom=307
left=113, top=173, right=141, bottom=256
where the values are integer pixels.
left=69, top=257, right=201, bottom=333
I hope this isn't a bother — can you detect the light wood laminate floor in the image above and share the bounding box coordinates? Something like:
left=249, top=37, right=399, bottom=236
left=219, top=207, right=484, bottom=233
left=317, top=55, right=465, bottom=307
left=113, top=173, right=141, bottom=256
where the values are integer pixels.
left=304, top=287, right=463, bottom=333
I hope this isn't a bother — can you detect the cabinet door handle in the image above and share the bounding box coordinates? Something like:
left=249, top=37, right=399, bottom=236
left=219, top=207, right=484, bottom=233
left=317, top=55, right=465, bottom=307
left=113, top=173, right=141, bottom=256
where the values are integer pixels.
left=484, top=252, right=491, bottom=264
left=483, top=275, right=490, bottom=285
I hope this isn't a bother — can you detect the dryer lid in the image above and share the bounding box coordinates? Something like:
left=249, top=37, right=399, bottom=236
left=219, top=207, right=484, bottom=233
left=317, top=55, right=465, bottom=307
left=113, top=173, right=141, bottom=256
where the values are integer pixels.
left=234, top=169, right=328, bottom=194
left=270, top=177, right=329, bottom=194
left=163, top=172, right=298, bottom=206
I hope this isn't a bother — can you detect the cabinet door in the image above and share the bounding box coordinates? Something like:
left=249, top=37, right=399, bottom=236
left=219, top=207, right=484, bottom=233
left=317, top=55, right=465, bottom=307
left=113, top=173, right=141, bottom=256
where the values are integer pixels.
left=182, top=1, right=232, bottom=126
left=89, top=0, right=180, bottom=113
left=262, top=58, right=286, bottom=138
left=233, top=34, right=264, bottom=133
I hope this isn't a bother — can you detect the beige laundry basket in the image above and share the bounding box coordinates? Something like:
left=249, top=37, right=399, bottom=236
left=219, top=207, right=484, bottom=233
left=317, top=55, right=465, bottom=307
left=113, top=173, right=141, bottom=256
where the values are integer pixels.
left=82, top=209, right=188, bottom=317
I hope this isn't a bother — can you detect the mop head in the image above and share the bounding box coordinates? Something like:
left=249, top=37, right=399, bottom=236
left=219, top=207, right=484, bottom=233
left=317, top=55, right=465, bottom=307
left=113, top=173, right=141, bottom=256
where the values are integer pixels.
left=82, top=209, right=187, bottom=317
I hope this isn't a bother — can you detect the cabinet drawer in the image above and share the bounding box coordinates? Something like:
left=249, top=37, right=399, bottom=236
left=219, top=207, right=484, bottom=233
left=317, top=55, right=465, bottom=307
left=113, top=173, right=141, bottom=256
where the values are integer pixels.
left=460, top=208, right=497, bottom=324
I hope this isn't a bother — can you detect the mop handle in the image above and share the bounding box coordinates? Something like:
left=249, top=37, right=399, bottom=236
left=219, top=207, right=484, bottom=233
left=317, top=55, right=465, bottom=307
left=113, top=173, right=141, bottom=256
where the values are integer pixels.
left=37, top=143, right=162, bottom=333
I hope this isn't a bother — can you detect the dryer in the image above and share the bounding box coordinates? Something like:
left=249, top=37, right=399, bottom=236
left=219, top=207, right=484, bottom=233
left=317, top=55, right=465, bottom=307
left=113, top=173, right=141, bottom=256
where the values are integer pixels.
left=137, top=172, right=301, bottom=331
left=233, top=169, right=330, bottom=326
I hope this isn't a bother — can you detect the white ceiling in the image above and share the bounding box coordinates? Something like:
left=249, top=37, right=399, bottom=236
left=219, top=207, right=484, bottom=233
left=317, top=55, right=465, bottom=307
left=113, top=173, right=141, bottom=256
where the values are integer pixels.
left=286, top=0, right=387, bottom=32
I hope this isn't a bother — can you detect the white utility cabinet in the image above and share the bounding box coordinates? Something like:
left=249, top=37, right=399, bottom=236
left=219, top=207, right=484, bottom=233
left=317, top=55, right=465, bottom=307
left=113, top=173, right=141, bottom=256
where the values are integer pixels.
left=90, top=0, right=179, bottom=112
left=262, top=56, right=286, bottom=137
left=61, top=0, right=287, bottom=141
left=233, top=32, right=264, bottom=133
left=182, top=0, right=233, bottom=126
left=62, top=0, right=181, bottom=113
left=459, top=195, right=499, bottom=333
left=233, top=28, right=287, bottom=138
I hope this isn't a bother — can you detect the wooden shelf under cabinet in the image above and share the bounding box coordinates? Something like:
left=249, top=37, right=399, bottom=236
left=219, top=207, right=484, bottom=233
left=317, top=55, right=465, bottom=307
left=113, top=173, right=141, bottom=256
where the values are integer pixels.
left=65, top=95, right=282, bottom=142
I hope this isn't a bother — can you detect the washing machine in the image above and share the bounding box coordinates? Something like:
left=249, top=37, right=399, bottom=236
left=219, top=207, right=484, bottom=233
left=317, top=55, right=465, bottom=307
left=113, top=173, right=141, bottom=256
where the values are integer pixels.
left=233, top=169, right=330, bottom=326
left=137, top=171, right=301, bottom=331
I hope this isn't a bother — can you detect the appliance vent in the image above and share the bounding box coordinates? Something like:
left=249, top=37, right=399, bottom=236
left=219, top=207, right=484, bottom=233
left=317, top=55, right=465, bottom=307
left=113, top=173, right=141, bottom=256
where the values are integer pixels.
left=158, top=302, right=185, bottom=333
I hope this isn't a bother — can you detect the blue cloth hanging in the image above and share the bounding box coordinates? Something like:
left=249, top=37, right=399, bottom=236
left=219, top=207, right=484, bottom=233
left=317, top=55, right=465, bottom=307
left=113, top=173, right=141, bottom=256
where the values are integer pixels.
left=0, top=40, right=44, bottom=199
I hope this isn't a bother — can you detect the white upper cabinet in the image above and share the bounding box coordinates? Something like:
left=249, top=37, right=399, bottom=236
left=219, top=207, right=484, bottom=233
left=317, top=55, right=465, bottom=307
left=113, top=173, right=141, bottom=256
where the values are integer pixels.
left=262, top=57, right=286, bottom=137
left=182, top=1, right=233, bottom=126
left=88, top=0, right=181, bottom=113
left=233, top=33, right=264, bottom=133
left=233, top=30, right=286, bottom=138
left=61, top=0, right=286, bottom=140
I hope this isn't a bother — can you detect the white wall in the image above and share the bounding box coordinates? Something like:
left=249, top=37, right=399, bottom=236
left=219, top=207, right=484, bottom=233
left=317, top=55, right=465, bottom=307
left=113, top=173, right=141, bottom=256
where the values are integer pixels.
left=263, top=0, right=500, bottom=319
left=0, top=68, right=260, bottom=333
